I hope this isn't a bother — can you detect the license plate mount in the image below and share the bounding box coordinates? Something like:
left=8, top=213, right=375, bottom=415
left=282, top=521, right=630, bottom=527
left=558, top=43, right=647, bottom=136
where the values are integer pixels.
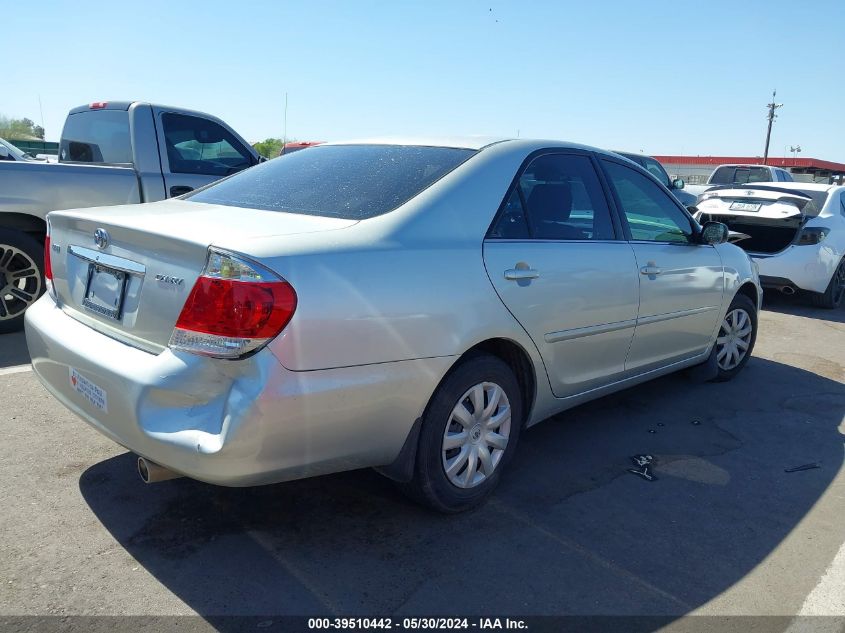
left=82, top=263, right=127, bottom=321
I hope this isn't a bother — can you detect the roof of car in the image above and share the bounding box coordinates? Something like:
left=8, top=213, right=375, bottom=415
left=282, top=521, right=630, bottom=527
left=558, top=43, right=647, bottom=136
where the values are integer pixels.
left=322, top=137, right=626, bottom=157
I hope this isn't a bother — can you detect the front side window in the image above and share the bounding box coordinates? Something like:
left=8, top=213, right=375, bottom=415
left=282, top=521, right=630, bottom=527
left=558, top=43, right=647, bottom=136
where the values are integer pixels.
left=488, top=153, right=615, bottom=241
left=642, top=157, right=670, bottom=188
left=601, top=160, right=693, bottom=244
left=162, top=113, right=253, bottom=177
left=188, top=144, right=475, bottom=219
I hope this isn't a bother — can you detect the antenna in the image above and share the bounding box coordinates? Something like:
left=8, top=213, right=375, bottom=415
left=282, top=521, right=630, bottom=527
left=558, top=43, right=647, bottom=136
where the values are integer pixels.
left=282, top=92, right=288, bottom=153
left=762, top=89, right=783, bottom=165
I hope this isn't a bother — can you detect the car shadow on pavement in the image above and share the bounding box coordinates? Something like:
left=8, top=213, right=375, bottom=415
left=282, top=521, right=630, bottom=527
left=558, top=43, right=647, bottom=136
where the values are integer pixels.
left=0, top=331, right=31, bottom=368
left=79, top=357, right=845, bottom=623
left=762, top=291, right=845, bottom=324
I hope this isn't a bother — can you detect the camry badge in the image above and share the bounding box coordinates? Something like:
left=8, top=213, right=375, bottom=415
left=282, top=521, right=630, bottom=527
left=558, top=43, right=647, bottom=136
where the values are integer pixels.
left=93, top=228, right=110, bottom=250
left=155, top=274, right=184, bottom=285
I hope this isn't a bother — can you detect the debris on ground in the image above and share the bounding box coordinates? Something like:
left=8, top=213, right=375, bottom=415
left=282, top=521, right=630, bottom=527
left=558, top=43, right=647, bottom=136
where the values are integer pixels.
left=784, top=463, right=821, bottom=473
left=628, top=455, right=657, bottom=481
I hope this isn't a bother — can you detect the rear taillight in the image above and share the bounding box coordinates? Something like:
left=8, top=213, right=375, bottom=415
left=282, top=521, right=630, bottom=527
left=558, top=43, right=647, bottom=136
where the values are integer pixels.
left=169, top=249, right=296, bottom=359
left=44, top=225, right=55, bottom=299
left=797, top=227, right=829, bottom=246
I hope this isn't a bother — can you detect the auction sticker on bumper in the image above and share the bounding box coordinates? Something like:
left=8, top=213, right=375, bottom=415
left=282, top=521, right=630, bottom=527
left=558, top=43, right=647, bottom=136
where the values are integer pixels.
left=69, top=368, right=108, bottom=413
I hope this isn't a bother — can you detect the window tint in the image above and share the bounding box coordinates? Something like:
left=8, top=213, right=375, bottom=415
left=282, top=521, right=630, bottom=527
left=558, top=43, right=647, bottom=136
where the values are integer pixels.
left=490, top=154, right=614, bottom=240
left=642, top=157, right=670, bottom=187
left=162, top=113, right=253, bottom=177
left=59, top=110, right=132, bottom=164
left=710, top=166, right=735, bottom=184
left=602, top=160, right=693, bottom=243
left=187, top=144, right=476, bottom=219
left=840, top=193, right=845, bottom=218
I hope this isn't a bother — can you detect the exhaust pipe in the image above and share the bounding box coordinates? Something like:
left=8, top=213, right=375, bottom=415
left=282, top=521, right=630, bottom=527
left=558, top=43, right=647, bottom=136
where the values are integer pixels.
left=780, top=286, right=796, bottom=295
left=137, top=456, right=183, bottom=484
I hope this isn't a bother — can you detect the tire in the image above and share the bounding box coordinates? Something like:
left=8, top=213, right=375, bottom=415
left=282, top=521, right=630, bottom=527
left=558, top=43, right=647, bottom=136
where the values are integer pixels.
left=708, top=293, right=758, bottom=383
left=809, top=257, right=845, bottom=309
left=0, top=229, right=45, bottom=334
left=400, top=353, right=523, bottom=513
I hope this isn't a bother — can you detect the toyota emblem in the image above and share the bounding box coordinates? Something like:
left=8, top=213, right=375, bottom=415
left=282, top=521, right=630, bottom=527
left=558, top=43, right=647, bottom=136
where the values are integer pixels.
left=93, top=228, right=110, bottom=250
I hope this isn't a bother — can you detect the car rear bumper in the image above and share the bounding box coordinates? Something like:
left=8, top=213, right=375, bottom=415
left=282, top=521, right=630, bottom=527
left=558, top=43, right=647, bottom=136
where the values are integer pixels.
left=25, top=295, right=454, bottom=486
left=751, top=245, right=838, bottom=294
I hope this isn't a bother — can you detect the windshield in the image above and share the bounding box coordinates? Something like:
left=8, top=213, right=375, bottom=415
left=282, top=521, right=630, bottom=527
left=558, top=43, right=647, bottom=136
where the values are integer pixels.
left=187, top=144, right=477, bottom=219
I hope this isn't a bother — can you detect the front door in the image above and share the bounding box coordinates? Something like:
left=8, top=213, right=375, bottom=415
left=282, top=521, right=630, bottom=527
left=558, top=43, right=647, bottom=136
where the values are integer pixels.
left=600, top=158, right=725, bottom=374
left=155, top=110, right=256, bottom=198
left=483, top=152, right=640, bottom=398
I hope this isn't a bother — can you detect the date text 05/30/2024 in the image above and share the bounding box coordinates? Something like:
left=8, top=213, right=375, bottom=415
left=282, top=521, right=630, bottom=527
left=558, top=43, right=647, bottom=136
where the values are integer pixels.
left=307, top=618, right=528, bottom=630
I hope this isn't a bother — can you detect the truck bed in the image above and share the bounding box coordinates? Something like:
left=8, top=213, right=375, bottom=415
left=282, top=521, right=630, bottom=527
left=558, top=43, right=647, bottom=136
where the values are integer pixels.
left=0, top=160, right=142, bottom=221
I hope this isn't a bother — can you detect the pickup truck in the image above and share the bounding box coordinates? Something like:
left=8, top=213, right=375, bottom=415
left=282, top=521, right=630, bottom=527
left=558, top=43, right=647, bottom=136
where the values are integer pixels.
left=0, top=101, right=261, bottom=332
left=684, top=164, right=794, bottom=199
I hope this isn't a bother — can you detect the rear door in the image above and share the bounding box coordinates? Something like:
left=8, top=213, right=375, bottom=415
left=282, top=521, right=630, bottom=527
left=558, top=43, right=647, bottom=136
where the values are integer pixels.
left=483, top=151, right=639, bottom=398
left=154, top=109, right=258, bottom=198
left=599, top=158, right=724, bottom=374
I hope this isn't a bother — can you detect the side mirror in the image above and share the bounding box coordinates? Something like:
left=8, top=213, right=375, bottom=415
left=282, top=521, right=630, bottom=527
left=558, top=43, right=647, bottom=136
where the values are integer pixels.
left=0, top=146, right=9, bottom=159
left=672, top=178, right=685, bottom=190
left=700, top=221, right=729, bottom=245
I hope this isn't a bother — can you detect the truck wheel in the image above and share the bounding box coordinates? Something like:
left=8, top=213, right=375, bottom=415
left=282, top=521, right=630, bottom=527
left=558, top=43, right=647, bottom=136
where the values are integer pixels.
left=0, top=229, right=44, bottom=334
left=810, top=258, right=845, bottom=309
left=399, top=353, right=523, bottom=513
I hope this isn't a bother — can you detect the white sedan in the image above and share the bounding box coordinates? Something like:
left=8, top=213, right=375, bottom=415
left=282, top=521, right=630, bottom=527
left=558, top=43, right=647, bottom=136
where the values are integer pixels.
left=695, top=182, right=845, bottom=308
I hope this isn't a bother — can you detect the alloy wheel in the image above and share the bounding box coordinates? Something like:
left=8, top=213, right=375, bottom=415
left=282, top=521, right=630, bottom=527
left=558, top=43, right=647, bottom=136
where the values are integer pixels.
left=0, top=244, right=42, bottom=322
left=441, top=382, right=511, bottom=489
left=716, top=308, right=753, bottom=371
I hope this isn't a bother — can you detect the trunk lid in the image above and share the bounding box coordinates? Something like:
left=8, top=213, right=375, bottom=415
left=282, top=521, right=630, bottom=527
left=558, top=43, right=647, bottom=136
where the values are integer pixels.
left=695, top=188, right=811, bottom=255
left=47, top=199, right=357, bottom=352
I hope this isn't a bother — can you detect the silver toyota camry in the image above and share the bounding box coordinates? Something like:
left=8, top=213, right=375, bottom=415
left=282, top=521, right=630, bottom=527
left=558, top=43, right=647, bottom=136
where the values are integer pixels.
left=25, top=138, right=761, bottom=512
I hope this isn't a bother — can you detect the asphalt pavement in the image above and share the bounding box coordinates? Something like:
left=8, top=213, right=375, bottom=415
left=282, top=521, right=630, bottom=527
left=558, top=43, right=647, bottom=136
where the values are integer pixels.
left=0, top=295, right=843, bottom=629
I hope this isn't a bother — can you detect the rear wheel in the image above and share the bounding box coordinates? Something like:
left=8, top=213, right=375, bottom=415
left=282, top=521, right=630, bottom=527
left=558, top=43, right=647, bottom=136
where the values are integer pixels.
left=810, top=257, right=845, bottom=309
left=401, top=354, right=523, bottom=513
left=0, top=229, right=44, bottom=334
left=709, top=293, right=757, bottom=382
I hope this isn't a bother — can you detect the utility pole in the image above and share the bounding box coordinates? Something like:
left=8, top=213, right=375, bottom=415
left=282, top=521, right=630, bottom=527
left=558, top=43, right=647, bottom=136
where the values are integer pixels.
left=762, top=89, right=782, bottom=165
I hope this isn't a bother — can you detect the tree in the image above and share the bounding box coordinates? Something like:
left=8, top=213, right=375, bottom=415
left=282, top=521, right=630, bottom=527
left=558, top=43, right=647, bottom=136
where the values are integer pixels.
left=253, top=138, right=285, bottom=159
left=0, top=115, right=45, bottom=140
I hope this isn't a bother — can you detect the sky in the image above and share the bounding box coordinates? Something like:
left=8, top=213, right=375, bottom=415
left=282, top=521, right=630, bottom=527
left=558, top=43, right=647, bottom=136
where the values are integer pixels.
left=6, top=0, right=845, bottom=160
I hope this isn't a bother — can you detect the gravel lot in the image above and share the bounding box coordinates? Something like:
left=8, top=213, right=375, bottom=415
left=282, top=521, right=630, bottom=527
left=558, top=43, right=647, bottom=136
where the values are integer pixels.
left=0, top=295, right=843, bottom=626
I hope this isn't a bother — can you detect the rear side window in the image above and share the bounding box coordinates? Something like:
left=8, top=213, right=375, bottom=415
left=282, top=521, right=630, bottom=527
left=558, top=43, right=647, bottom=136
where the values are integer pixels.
left=59, top=110, right=132, bottom=164
left=187, top=145, right=476, bottom=219
left=488, top=153, right=615, bottom=241
left=161, top=113, right=253, bottom=177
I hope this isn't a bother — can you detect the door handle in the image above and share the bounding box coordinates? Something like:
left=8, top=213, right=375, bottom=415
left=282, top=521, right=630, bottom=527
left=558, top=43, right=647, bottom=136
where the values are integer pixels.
left=504, top=268, right=540, bottom=281
left=170, top=185, right=194, bottom=197
left=640, top=265, right=662, bottom=276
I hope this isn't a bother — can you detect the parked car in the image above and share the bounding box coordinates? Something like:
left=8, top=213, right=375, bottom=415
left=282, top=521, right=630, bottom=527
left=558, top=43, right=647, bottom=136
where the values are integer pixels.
left=0, top=137, right=45, bottom=162
left=614, top=151, right=697, bottom=207
left=25, top=138, right=761, bottom=512
left=695, top=182, right=845, bottom=308
left=0, top=101, right=262, bottom=333
left=685, top=164, right=793, bottom=199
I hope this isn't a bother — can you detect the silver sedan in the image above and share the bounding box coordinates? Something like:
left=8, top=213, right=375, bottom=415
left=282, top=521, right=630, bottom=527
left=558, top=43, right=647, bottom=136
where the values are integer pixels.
left=25, top=138, right=761, bottom=512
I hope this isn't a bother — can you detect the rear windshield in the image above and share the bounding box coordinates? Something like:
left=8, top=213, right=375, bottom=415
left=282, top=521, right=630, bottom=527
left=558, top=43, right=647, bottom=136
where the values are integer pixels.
left=711, top=166, right=771, bottom=185
left=187, top=144, right=476, bottom=219
left=59, top=110, right=132, bottom=164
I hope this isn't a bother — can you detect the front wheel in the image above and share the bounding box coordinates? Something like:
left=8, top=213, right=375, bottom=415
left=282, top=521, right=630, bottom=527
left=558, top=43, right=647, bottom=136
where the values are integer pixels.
left=810, top=257, right=845, bottom=309
left=709, top=293, right=758, bottom=382
left=400, top=354, right=523, bottom=513
left=0, top=229, right=45, bottom=334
